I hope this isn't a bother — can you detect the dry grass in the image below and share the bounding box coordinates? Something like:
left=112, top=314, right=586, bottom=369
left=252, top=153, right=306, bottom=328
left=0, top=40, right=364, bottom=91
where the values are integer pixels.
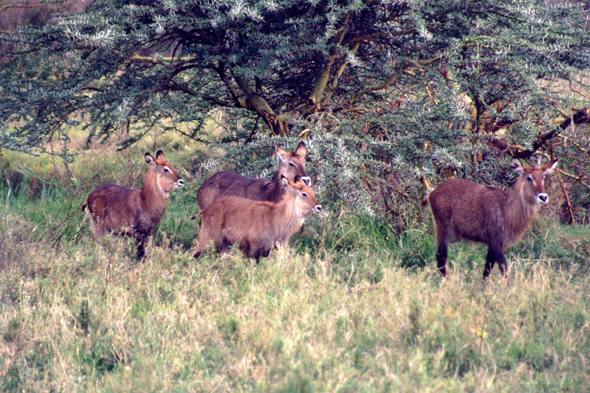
left=0, top=134, right=589, bottom=391
left=1, top=197, right=589, bottom=391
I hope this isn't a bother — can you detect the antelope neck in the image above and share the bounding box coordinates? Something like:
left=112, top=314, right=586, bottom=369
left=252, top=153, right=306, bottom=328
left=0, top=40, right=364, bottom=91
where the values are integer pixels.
left=503, top=178, right=540, bottom=245
left=265, top=174, right=285, bottom=202
left=141, top=169, right=169, bottom=216
left=273, top=193, right=304, bottom=234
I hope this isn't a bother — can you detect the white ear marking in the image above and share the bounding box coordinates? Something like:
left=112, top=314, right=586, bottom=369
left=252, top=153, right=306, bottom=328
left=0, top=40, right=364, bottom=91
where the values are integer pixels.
left=295, top=141, right=308, bottom=157
left=510, top=158, right=524, bottom=175
left=277, top=152, right=289, bottom=164
left=544, top=160, right=558, bottom=176
left=145, top=153, right=156, bottom=166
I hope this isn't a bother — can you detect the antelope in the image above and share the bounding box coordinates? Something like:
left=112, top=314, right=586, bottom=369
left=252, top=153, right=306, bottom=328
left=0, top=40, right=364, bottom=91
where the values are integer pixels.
left=83, top=150, right=184, bottom=260
left=422, top=158, right=558, bottom=279
left=192, top=175, right=322, bottom=262
left=197, top=141, right=310, bottom=210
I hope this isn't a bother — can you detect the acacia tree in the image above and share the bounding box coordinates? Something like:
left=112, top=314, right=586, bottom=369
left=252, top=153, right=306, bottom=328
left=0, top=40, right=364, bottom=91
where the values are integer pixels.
left=1, top=0, right=590, bottom=221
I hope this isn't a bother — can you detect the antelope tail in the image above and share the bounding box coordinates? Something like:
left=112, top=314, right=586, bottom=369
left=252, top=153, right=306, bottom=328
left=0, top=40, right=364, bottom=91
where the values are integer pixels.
left=81, top=202, right=87, bottom=212
left=420, top=193, right=431, bottom=207
left=191, top=210, right=204, bottom=220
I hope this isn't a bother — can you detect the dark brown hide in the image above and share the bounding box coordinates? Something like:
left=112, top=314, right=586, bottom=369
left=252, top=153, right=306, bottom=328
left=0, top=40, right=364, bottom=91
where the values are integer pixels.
left=197, top=142, right=310, bottom=210
left=84, top=150, right=184, bottom=259
left=193, top=176, right=321, bottom=262
left=425, top=159, right=558, bottom=279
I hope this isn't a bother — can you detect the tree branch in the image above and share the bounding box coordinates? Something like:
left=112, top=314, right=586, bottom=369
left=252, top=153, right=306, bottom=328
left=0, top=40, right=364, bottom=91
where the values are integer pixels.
left=487, top=108, right=590, bottom=158
left=322, top=42, right=361, bottom=105
left=129, top=54, right=195, bottom=64
left=202, top=95, right=232, bottom=107
left=216, top=63, right=247, bottom=108
left=346, top=29, right=417, bottom=44
left=163, top=83, right=233, bottom=107
left=559, top=168, right=590, bottom=190
left=308, top=14, right=351, bottom=108
left=572, top=87, right=590, bottom=101
left=347, top=56, right=442, bottom=106
left=232, top=73, right=292, bottom=136
left=234, top=74, right=275, bottom=115
left=0, top=1, right=66, bottom=14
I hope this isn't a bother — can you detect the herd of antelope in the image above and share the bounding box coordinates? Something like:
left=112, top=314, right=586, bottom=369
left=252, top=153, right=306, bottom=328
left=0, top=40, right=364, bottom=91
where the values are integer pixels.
left=83, top=142, right=558, bottom=279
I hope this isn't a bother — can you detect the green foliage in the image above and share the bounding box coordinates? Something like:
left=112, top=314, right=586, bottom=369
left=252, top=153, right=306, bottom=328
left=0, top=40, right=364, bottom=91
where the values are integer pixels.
left=154, top=178, right=200, bottom=250
left=2, top=0, right=590, bottom=222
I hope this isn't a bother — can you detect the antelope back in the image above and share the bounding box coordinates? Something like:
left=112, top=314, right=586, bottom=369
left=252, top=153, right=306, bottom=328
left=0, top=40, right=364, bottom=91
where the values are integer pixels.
left=197, top=141, right=310, bottom=209
left=86, top=150, right=184, bottom=238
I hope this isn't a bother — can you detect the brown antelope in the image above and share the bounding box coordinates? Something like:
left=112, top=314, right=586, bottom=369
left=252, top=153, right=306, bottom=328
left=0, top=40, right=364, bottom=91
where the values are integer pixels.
left=83, top=150, right=184, bottom=260
left=423, top=158, right=558, bottom=279
left=197, top=142, right=310, bottom=210
left=192, top=175, right=322, bottom=262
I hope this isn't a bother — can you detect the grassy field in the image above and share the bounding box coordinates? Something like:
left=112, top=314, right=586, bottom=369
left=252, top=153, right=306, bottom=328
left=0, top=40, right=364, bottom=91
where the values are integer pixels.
left=1, top=141, right=589, bottom=392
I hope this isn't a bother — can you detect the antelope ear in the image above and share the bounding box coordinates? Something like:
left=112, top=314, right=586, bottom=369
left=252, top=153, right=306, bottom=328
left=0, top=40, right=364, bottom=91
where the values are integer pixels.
left=542, top=160, right=558, bottom=175
left=294, top=141, right=307, bottom=158
left=145, top=153, right=156, bottom=166
left=510, top=158, right=524, bottom=175
left=276, top=146, right=289, bottom=164
left=155, top=150, right=165, bottom=160
left=281, top=175, right=294, bottom=191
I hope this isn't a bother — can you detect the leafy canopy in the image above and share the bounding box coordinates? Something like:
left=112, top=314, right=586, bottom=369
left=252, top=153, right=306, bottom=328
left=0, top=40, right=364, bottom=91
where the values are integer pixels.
left=1, top=0, right=588, bottom=152
left=1, top=1, right=590, bottom=223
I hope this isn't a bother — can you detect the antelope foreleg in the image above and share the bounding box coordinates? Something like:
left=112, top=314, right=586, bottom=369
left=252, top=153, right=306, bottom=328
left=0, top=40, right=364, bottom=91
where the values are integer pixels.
left=436, top=245, right=448, bottom=277
left=484, top=247, right=506, bottom=280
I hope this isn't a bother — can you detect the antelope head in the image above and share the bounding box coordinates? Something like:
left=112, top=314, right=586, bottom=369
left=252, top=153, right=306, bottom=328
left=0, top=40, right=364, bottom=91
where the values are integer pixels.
left=276, top=141, right=311, bottom=186
left=511, top=158, right=558, bottom=206
left=145, top=150, right=184, bottom=194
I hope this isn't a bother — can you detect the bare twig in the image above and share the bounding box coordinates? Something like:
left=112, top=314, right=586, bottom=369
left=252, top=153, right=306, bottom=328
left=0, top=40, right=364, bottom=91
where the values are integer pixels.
left=572, top=87, right=590, bottom=101
left=557, top=167, right=576, bottom=224
left=487, top=108, right=590, bottom=159
left=0, top=1, right=66, bottom=14
left=559, top=169, right=590, bottom=190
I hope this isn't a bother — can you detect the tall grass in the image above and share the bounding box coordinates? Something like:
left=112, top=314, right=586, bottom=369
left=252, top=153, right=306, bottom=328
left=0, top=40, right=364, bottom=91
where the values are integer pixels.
left=1, top=147, right=589, bottom=391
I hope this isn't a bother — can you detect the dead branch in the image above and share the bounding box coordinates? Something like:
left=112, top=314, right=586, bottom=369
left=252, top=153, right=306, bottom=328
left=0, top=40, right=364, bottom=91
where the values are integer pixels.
left=487, top=108, right=590, bottom=159
left=559, top=169, right=590, bottom=190
left=0, top=1, right=66, bottom=14
left=557, top=168, right=576, bottom=224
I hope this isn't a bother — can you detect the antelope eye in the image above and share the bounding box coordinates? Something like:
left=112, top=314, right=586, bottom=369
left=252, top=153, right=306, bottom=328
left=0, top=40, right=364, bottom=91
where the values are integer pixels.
left=289, top=162, right=296, bottom=167
left=302, top=192, right=309, bottom=197
left=527, top=176, right=533, bottom=182
left=163, top=167, right=171, bottom=173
